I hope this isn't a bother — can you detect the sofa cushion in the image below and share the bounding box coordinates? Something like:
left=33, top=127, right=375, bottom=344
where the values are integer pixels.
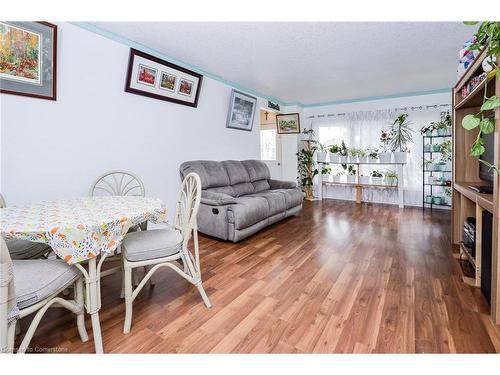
left=122, top=229, right=183, bottom=262
left=221, top=160, right=251, bottom=185
left=241, top=160, right=271, bottom=181
left=201, top=191, right=237, bottom=206
left=228, top=196, right=269, bottom=230
left=248, top=191, right=286, bottom=216
left=13, top=259, right=80, bottom=309
left=232, top=182, right=255, bottom=197
left=270, top=188, right=304, bottom=209
left=206, top=185, right=236, bottom=197
left=252, top=179, right=270, bottom=193
left=180, top=160, right=230, bottom=189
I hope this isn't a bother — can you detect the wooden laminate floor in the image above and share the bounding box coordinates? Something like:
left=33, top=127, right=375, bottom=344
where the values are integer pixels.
left=21, top=200, right=500, bottom=353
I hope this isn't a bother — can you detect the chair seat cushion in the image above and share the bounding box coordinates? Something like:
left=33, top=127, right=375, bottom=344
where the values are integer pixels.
left=122, top=229, right=183, bottom=262
left=13, top=259, right=80, bottom=309
left=7, top=240, right=52, bottom=260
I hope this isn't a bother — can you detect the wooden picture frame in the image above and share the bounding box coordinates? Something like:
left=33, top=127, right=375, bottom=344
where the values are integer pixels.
left=276, top=113, right=301, bottom=134
left=226, top=89, right=257, bottom=132
left=0, top=21, right=57, bottom=101
left=125, top=48, right=203, bottom=108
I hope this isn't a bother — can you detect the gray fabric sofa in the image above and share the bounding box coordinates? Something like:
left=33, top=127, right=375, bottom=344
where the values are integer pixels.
left=179, top=160, right=303, bottom=242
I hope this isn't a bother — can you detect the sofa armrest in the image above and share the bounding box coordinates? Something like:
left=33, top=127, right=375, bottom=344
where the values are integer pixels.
left=269, top=179, right=297, bottom=189
left=201, top=191, right=236, bottom=206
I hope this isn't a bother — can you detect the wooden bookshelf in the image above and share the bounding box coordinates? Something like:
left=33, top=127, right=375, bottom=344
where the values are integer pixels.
left=452, top=49, right=500, bottom=323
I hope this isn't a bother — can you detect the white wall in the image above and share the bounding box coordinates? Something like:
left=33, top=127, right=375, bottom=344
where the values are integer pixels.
left=0, top=23, right=268, bottom=215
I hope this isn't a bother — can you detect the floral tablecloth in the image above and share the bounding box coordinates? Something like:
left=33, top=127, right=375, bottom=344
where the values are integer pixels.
left=0, top=196, right=167, bottom=264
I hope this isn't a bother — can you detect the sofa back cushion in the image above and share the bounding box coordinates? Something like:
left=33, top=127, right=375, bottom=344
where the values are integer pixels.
left=180, top=160, right=230, bottom=189
left=180, top=159, right=272, bottom=197
left=242, top=160, right=271, bottom=193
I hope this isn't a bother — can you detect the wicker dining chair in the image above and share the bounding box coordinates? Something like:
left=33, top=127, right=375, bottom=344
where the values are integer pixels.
left=121, top=172, right=211, bottom=334
left=89, top=171, right=148, bottom=291
left=0, top=237, right=88, bottom=354
left=0, top=194, right=53, bottom=261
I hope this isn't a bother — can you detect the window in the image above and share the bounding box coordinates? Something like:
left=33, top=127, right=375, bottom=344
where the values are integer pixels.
left=260, top=129, right=276, bottom=160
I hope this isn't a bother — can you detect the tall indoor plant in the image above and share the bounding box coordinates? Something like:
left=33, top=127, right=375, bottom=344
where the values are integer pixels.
left=388, top=113, right=413, bottom=163
left=297, top=140, right=318, bottom=200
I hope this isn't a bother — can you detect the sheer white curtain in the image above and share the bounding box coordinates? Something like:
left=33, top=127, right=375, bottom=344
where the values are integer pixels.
left=313, top=108, right=447, bottom=207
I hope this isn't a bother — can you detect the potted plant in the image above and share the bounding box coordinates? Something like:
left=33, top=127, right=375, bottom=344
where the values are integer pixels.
left=346, top=166, right=357, bottom=183
left=328, top=144, right=340, bottom=163
left=297, top=143, right=318, bottom=200
left=384, top=170, right=398, bottom=186
left=420, top=124, right=434, bottom=137
left=370, top=170, right=383, bottom=185
left=388, top=113, right=414, bottom=163
left=423, top=158, right=434, bottom=171
left=432, top=143, right=441, bottom=152
left=435, top=111, right=451, bottom=136
left=425, top=195, right=433, bottom=204
left=358, top=149, right=368, bottom=163
left=321, top=165, right=332, bottom=182
left=332, top=171, right=344, bottom=183
left=435, top=159, right=447, bottom=171
left=317, top=143, right=328, bottom=163
left=378, top=129, right=392, bottom=163
left=368, top=148, right=379, bottom=163
left=439, top=139, right=452, bottom=170
left=432, top=196, right=443, bottom=205
left=339, top=140, right=348, bottom=164
left=348, top=148, right=358, bottom=163
left=424, top=143, right=432, bottom=152
left=359, top=174, right=370, bottom=184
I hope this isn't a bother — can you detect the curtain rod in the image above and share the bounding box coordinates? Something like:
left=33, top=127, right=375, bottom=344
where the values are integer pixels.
left=306, top=103, right=451, bottom=119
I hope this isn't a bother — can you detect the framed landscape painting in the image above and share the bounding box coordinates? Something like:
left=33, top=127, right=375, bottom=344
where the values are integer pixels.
left=0, top=22, right=57, bottom=100
left=276, top=113, right=301, bottom=134
left=125, top=48, right=203, bottom=107
left=226, top=89, right=257, bottom=131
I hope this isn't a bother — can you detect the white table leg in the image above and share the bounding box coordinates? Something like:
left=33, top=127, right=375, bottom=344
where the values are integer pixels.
left=397, top=164, right=404, bottom=208
left=76, top=257, right=104, bottom=353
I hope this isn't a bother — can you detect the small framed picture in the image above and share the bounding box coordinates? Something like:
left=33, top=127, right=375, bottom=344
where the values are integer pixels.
left=226, top=89, right=257, bottom=132
left=125, top=48, right=202, bottom=107
left=0, top=22, right=57, bottom=100
left=159, top=72, right=177, bottom=91
left=276, top=113, right=301, bottom=134
left=178, top=78, right=194, bottom=96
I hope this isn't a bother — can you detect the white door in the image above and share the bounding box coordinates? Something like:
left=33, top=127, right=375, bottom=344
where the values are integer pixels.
left=260, top=110, right=282, bottom=179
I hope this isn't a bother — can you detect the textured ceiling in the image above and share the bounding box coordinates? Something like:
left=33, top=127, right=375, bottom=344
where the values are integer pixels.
left=92, top=22, right=477, bottom=105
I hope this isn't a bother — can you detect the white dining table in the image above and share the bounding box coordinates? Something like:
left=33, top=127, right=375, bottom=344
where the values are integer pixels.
left=0, top=196, right=167, bottom=353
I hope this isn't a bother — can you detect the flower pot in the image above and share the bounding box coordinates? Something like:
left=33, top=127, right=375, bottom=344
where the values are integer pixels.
left=425, top=195, right=433, bottom=204
left=378, top=152, right=392, bottom=163
left=304, top=186, right=315, bottom=201
left=368, top=156, right=378, bottom=163
left=393, top=151, right=407, bottom=163
left=346, top=175, right=356, bottom=183
left=435, top=163, right=446, bottom=171
left=332, top=175, right=341, bottom=183
left=359, top=176, right=370, bottom=184
left=358, top=156, right=368, bottom=163
left=437, top=128, right=448, bottom=136
left=329, top=152, right=339, bottom=163
left=385, top=176, right=397, bottom=186
left=339, top=156, right=348, bottom=164
left=317, top=151, right=327, bottom=163
left=432, top=196, right=443, bottom=205
left=425, top=130, right=433, bottom=137
left=347, top=156, right=358, bottom=163
left=433, top=144, right=441, bottom=152
left=424, top=144, right=432, bottom=152
left=371, top=177, right=383, bottom=185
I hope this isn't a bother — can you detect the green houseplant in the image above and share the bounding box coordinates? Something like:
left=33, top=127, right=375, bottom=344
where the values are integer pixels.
left=379, top=130, right=392, bottom=163
left=317, top=143, right=328, bottom=163
left=388, top=113, right=414, bottom=163
left=384, top=170, right=398, bottom=186
left=346, top=165, right=357, bottom=183
left=297, top=141, right=318, bottom=200
left=370, top=170, right=383, bottom=185
left=321, top=164, right=332, bottom=181
left=328, top=144, right=340, bottom=163
left=339, top=140, right=348, bottom=164
left=462, top=21, right=500, bottom=173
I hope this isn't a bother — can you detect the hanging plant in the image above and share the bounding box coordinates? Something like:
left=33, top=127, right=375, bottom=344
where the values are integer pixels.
left=462, top=21, right=500, bottom=172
